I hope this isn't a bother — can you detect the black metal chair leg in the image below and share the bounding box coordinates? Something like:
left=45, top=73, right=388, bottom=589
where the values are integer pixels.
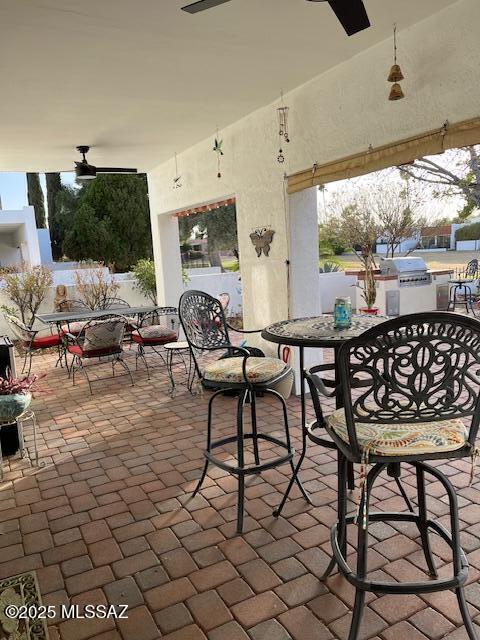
left=347, top=463, right=376, bottom=640
left=415, top=464, right=438, bottom=577
left=236, top=389, right=248, bottom=533
left=322, top=452, right=348, bottom=580
left=457, top=586, right=478, bottom=640
left=192, top=389, right=224, bottom=497
left=250, top=391, right=260, bottom=467
left=192, top=460, right=209, bottom=497
left=347, top=461, right=355, bottom=490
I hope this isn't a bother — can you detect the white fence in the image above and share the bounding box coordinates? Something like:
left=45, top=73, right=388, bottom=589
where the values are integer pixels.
left=456, top=240, right=480, bottom=251
left=184, top=270, right=242, bottom=315
left=319, top=271, right=358, bottom=313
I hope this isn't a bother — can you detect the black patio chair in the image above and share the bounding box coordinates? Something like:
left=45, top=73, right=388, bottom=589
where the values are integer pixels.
left=448, top=259, right=479, bottom=314
left=179, top=289, right=308, bottom=533
left=65, top=314, right=134, bottom=394
left=132, top=308, right=179, bottom=378
left=306, top=311, right=480, bottom=640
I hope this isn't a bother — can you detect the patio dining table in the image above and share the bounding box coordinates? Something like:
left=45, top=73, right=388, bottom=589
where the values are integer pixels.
left=262, top=313, right=387, bottom=515
left=36, top=305, right=162, bottom=326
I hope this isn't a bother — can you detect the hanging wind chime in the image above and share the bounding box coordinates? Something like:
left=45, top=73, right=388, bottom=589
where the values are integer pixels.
left=387, top=24, right=405, bottom=101
left=277, top=91, right=290, bottom=163
left=213, top=127, right=224, bottom=178
left=172, top=152, right=182, bottom=189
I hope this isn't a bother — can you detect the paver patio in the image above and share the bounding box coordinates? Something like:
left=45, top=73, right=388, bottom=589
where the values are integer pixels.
left=1, top=349, right=480, bottom=640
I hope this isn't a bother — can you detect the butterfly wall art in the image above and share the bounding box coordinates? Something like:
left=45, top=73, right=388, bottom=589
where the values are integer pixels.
left=250, top=228, right=275, bottom=258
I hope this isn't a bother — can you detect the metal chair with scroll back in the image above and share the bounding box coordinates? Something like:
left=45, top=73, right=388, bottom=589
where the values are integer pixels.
left=131, top=308, right=179, bottom=379
left=64, top=314, right=134, bottom=394
left=448, top=258, right=479, bottom=314
left=179, top=289, right=309, bottom=533
left=306, top=311, right=480, bottom=640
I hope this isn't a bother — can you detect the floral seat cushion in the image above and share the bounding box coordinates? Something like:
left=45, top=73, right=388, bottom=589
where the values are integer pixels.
left=203, top=356, right=289, bottom=385
left=132, top=326, right=177, bottom=345
left=327, top=408, right=468, bottom=457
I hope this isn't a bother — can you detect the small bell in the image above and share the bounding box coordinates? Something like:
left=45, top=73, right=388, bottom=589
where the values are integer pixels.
left=387, top=63, right=404, bottom=83
left=389, top=82, right=405, bottom=101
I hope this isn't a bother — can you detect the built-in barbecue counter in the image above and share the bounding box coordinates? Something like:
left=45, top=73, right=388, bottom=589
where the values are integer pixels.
left=346, top=257, right=454, bottom=316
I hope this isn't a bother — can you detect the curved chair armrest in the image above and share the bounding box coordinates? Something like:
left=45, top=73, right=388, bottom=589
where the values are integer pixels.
left=63, top=332, right=79, bottom=345
left=226, top=323, right=262, bottom=335
left=306, top=364, right=337, bottom=398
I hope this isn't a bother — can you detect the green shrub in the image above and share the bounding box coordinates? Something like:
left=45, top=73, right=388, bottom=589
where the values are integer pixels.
left=456, top=223, right=480, bottom=241
left=132, top=259, right=157, bottom=304
left=319, top=261, right=341, bottom=273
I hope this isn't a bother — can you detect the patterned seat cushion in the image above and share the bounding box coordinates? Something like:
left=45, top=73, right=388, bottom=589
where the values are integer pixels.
left=203, top=356, right=289, bottom=385
left=327, top=408, right=467, bottom=457
left=132, top=326, right=177, bottom=345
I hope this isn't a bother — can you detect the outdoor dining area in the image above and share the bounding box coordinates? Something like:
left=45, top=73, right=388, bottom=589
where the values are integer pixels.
left=1, top=288, right=480, bottom=640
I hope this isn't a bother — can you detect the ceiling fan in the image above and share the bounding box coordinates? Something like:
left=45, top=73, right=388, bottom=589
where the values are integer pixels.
left=181, top=0, right=370, bottom=37
left=74, top=146, right=138, bottom=180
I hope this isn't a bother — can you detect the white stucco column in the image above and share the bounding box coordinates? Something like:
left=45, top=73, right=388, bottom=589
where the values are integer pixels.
left=287, top=187, right=322, bottom=393
left=152, top=213, right=183, bottom=307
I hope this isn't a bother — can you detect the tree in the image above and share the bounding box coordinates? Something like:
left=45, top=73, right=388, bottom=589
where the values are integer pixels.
left=45, top=173, right=63, bottom=259
left=2, top=263, right=53, bottom=325
left=178, top=204, right=238, bottom=268
left=63, top=174, right=152, bottom=271
left=132, top=258, right=157, bottom=303
left=324, top=197, right=380, bottom=309
left=399, top=145, right=480, bottom=219
left=26, top=173, right=46, bottom=228
left=368, top=179, right=426, bottom=257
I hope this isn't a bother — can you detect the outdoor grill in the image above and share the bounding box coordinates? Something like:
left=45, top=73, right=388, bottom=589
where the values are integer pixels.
left=379, top=256, right=432, bottom=288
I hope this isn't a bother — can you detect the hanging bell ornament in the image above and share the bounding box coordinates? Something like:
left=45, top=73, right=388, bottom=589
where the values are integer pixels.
left=389, top=82, right=405, bottom=101
left=387, top=64, right=404, bottom=83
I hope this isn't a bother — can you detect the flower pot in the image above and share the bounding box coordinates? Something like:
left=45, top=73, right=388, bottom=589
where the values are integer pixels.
left=359, top=307, right=379, bottom=315
left=0, top=393, right=31, bottom=422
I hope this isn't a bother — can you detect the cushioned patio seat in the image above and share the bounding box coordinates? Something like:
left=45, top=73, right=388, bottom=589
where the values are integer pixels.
left=203, top=356, right=288, bottom=385
left=31, top=334, right=61, bottom=349
left=326, top=408, right=467, bottom=457
left=67, top=344, right=122, bottom=359
left=131, top=326, right=177, bottom=345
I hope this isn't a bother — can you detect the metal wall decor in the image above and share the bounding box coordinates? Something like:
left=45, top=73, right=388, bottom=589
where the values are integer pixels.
left=277, top=91, right=290, bottom=163
left=173, top=152, right=182, bottom=189
left=250, top=227, right=275, bottom=257
left=213, top=127, right=224, bottom=178
left=388, top=24, right=405, bottom=101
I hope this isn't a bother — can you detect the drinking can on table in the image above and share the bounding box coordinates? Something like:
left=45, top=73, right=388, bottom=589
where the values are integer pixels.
left=334, top=296, right=352, bottom=329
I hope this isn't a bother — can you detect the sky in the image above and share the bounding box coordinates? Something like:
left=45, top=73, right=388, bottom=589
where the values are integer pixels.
left=0, top=172, right=76, bottom=212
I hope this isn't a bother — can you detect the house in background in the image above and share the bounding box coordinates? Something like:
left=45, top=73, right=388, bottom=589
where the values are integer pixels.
left=0, top=205, right=52, bottom=266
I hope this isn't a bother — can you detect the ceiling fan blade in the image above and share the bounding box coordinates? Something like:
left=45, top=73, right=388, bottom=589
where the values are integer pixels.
left=327, top=0, right=370, bottom=36
left=181, top=0, right=232, bottom=14
left=96, top=167, right=138, bottom=174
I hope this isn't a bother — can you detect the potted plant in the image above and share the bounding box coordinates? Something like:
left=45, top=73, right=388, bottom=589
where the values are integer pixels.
left=0, top=373, right=38, bottom=422
left=358, top=255, right=379, bottom=315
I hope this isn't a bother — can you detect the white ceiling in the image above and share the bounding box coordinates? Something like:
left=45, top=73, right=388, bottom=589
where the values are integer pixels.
left=0, top=0, right=456, bottom=172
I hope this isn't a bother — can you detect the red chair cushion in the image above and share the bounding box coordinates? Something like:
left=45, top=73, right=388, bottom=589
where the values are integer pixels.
left=31, top=334, right=61, bottom=349
left=131, top=326, right=177, bottom=346
left=67, top=345, right=122, bottom=359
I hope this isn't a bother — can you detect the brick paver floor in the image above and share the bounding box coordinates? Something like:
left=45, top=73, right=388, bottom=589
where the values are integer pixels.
left=1, top=348, right=480, bottom=640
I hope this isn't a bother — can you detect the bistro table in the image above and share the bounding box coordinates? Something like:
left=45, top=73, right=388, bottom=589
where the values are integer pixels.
left=262, top=313, right=386, bottom=516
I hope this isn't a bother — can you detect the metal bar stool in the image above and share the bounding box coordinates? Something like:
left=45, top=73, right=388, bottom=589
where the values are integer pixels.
left=306, top=311, right=480, bottom=640
left=179, top=290, right=309, bottom=533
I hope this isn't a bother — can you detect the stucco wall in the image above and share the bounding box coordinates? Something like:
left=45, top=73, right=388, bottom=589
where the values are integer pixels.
left=147, top=0, right=480, bottom=330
